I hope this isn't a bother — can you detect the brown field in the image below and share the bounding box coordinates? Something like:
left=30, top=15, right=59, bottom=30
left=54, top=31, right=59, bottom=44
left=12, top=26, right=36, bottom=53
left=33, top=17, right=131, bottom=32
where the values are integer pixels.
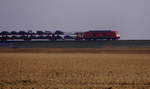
left=0, top=48, right=150, bottom=89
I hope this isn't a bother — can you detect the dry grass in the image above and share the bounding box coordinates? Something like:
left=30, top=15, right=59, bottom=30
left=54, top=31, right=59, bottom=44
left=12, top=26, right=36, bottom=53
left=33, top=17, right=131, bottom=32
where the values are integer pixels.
left=0, top=52, right=150, bottom=89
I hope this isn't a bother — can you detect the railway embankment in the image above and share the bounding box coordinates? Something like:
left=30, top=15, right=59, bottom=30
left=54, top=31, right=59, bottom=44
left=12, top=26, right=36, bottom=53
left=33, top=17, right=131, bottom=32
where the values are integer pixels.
left=0, top=40, right=150, bottom=48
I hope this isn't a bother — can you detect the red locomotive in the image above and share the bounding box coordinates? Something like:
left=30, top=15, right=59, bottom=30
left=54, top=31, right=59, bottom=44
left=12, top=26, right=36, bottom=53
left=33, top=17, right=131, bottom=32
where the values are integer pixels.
left=76, top=30, right=120, bottom=40
left=0, top=30, right=120, bottom=41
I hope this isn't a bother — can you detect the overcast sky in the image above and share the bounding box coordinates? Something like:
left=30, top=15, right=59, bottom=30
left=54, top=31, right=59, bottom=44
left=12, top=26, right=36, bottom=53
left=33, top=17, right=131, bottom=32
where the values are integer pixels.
left=0, top=0, right=150, bottom=39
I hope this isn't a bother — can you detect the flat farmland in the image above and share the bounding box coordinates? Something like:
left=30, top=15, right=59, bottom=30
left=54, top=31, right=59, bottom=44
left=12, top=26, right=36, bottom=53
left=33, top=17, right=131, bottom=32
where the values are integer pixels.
left=0, top=48, right=150, bottom=89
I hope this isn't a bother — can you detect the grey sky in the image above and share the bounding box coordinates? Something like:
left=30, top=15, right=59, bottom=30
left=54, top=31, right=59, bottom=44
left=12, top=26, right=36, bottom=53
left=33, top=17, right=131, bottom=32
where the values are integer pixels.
left=0, top=0, right=150, bottom=39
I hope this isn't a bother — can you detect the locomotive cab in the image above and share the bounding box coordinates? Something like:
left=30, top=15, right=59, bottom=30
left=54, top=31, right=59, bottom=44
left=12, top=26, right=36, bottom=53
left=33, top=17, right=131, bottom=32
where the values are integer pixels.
left=114, top=31, right=120, bottom=40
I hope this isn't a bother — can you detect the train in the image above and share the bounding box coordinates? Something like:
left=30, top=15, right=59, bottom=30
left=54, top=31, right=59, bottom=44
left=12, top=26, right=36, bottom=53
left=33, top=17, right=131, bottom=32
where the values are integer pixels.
left=0, top=30, right=120, bottom=41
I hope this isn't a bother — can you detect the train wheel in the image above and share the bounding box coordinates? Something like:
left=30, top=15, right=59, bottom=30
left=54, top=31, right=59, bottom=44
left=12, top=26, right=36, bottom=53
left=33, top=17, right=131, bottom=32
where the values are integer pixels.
left=106, top=38, right=111, bottom=40
left=93, top=38, right=97, bottom=41
left=24, top=38, right=31, bottom=41
left=112, top=38, right=116, bottom=40
left=85, top=38, right=91, bottom=41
